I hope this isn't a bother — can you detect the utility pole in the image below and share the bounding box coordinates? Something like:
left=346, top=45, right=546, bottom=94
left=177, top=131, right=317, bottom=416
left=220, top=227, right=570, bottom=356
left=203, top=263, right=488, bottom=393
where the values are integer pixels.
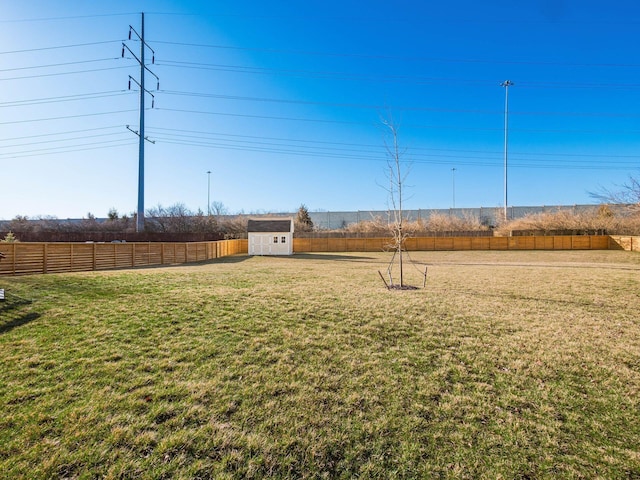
left=500, top=80, right=514, bottom=222
left=123, top=12, right=159, bottom=232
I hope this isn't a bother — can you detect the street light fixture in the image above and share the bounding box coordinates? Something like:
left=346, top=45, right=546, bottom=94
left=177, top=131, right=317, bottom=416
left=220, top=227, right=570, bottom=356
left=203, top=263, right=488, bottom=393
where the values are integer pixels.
left=451, top=167, right=456, bottom=209
left=207, top=170, right=211, bottom=216
left=500, top=80, right=514, bottom=221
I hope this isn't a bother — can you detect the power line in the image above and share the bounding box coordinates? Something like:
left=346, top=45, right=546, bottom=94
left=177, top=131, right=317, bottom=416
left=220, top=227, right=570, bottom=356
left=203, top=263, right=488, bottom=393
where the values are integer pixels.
left=0, top=40, right=123, bottom=55
left=0, top=65, right=134, bottom=82
left=0, top=131, right=130, bottom=149
left=0, top=139, right=136, bottom=159
left=149, top=137, right=634, bottom=171
left=0, top=58, right=121, bottom=73
left=159, top=89, right=640, bottom=118
left=0, top=126, right=124, bottom=142
left=141, top=127, right=638, bottom=170
left=156, top=59, right=640, bottom=89
left=155, top=107, right=640, bottom=135
left=152, top=40, right=640, bottom=68
left=0, top=13, right=136, bottom=23
left=0, top=109, right=138, bottom=125
left=145, top=127, right=640, bottom=159
left=0, top=91, right=131, bottom=108
left=156, top=107, right=364, bottom=125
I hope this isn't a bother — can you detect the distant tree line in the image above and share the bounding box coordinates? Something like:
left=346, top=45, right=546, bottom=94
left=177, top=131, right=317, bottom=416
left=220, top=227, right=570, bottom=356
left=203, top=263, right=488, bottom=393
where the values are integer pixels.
left=2, top=201, right=639, bottom=243
left=0, top=203, right=316, bottom=242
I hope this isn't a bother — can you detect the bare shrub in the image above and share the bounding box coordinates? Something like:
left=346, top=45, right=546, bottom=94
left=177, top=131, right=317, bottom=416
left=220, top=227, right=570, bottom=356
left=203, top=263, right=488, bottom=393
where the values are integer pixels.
left=614, top=210, right=640, bottom=235
left=219, top=216, right=248, bottom=239
left=341, top=212, right=490, bottom=236
left=344, top=216, right=390, bottom=235
left=495, top=206, right=637, bottom=236
left=414, top=212, right=489, bottom=233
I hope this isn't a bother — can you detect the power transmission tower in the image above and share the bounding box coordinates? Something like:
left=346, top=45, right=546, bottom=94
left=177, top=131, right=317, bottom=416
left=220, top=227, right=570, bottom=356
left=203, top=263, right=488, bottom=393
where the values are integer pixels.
left=122, top=12, right=159, bottom=232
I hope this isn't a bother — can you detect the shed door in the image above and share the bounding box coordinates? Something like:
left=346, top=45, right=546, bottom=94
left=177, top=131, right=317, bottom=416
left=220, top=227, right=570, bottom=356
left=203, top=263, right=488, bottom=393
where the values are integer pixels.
left=251, top=234, right=271, bottom=255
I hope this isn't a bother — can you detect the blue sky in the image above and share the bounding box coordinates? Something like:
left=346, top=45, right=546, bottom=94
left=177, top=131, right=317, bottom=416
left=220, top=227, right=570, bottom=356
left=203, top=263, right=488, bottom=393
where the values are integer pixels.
left=1, top=0, right=640, bottom=220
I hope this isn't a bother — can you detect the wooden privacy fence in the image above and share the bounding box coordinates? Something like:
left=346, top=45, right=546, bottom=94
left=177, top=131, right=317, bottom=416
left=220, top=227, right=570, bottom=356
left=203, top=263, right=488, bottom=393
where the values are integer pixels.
left=609, top=235, right=640, bottom=252
left=292, top=235, right=614, bottom=252
left=1, top=235, right=638, bottom=276
left=0, top=239, right=247, bottom=276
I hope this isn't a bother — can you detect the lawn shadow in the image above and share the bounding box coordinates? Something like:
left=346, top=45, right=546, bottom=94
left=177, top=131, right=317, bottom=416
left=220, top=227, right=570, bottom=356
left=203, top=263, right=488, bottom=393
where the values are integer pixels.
left=289, top=253, right=379, bottom=262
left=112, top=254, right=253, bottom=272
left=208, top=254, right=252, bottom=264
left=0, top=312, right=41, bottom=334
left=0, top=296, right=40, bottom=334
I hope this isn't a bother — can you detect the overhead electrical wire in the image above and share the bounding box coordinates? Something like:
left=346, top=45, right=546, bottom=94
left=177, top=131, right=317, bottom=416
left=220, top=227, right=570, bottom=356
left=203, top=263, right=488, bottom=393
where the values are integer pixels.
left=2, top=26, right=638, bottom=175
left=0, top=131, right=131, bottom=149
left=0, top=126, right=124, bottom=142
left=144, top=127, right=640, bottom=159
left=156, top=59, right=640, bottom=89
left=0, top=91, right=132, bottom=107
left=0, top=13, right=135, bottom=23
left=141, top=127, right=637, bottom=171
left=0, top=139, right=136, bottom=160
left=0, top=40, right=123, bottom=55
left=0, top=58, right=122, bottom=73
left=151, top=40, right=640, bottom=69
left=0, top=109, right=138, bottom=125
left=154, top=107, right=640, bottom=135
left=149, top=137, right=634, bottom=171
left=0, top=65, right=135, bottom=82
left=158, top=89, right=640, bottom=118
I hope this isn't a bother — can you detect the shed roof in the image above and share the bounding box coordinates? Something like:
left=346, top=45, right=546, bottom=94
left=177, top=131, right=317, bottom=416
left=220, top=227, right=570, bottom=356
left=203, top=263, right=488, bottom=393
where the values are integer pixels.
left=247, top=218, right=293, bottom=233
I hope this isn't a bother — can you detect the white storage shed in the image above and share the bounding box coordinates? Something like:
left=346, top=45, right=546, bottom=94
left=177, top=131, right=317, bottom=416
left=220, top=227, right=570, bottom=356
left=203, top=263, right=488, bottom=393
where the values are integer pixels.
left=247, top=218, right=294, bottom=256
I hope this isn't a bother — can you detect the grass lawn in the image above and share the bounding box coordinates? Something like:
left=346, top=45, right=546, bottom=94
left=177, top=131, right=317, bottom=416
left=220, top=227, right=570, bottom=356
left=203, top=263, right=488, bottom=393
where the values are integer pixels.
left=1, top=250, right=640, bottom=479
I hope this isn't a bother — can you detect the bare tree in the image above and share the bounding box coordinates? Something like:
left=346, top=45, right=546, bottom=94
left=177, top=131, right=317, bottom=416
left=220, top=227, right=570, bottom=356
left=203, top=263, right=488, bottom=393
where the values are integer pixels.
left=384, top=118, right=407, bottom=287
left=376, top=116, right=429, bottom=289
left=146, top=203, right=193, bottom=232
left=376, top=117, right=423, bottom=289
left=590, top=175, right=640, bottom=212
left=210, top=201, right=229, bottom=217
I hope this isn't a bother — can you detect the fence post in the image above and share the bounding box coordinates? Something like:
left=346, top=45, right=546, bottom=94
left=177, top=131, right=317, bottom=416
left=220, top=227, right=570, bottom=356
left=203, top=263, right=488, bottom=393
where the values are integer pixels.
left=43, top=244, right=48, bottom=274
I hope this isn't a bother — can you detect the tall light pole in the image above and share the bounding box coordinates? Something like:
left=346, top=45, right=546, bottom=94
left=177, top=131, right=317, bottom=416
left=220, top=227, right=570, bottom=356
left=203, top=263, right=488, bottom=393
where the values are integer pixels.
left=207, top=170, right=211, bottom=216
left=500, top=80, right=514, bottom=221
left=451, top=167, right=456, bottom=209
